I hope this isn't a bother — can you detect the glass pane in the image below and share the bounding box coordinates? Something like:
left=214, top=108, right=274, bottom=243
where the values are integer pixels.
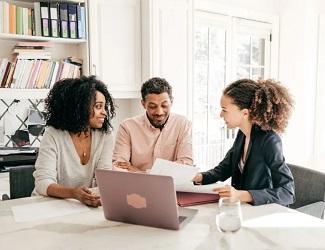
left=252, top=67, right=264, bottom=80
left=207, top=26, right=226, bottom=167
left=236, top=34, right=250, bottom=65
left=209, top=26, right=226, bottom=63
left=252, top=37, right=265, bottom=66
left=193, top=24, right=209, bottom=149
left=193, top=20, right=227, bottom=169
left=193, top=61, right=208, bottom=143
left=194, top=24, right=209, bottom=62
left=236, top=66, right=250, bottom=79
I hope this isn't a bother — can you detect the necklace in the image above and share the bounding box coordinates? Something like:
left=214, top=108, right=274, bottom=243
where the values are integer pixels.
left=70, top=132, right=91, bottom=160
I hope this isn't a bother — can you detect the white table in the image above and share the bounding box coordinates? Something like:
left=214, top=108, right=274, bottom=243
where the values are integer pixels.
left=1, top=196, right=325, bottom=250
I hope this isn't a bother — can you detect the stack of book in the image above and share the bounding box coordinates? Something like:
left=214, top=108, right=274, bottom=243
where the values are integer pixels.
left=0, top=41, right=83, bottom=89
left=0, top=1, right=86, bottom=39
left=13, top=41, right=53, bottom=60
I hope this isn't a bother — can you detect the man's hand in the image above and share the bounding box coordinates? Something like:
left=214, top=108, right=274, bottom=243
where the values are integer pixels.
left=113, top=161, right=142, bottom=172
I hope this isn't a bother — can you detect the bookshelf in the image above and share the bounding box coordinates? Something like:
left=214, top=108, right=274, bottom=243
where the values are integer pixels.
left=0, top=0, right=89, bottom=100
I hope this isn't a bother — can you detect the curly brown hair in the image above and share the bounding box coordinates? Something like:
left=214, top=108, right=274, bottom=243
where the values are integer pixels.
left=223, top=79, right=294, bottom=133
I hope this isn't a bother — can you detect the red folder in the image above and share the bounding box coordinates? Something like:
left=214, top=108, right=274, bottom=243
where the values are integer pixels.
left=176, top=192, right=220, bottom=207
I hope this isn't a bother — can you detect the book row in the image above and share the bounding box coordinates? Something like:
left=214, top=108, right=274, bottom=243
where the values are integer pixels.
left=0, top=1, right=86, bottom=39
left=0, top=58, right=81, bottom=89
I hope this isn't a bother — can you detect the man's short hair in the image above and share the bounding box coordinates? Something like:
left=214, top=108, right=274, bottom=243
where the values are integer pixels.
left=141, top=77, right=173, bottom=101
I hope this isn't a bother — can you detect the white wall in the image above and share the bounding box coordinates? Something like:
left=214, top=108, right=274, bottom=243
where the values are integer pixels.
left=277, top=0, right=322, bottom=169
left=112, top=99, right=143, bottom=131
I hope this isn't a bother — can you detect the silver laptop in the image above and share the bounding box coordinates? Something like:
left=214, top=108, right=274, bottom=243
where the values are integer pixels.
left=95, top=169, right=198, bottom=230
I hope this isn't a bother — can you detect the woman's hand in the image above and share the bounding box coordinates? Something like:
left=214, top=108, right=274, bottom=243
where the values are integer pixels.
left=192, top=174, right=203, bottom=184
left=72, top=186, right=101, bottom=207
left=213, top=185, right=253, bottom=203
left=213, top=185, right=239, bottom=199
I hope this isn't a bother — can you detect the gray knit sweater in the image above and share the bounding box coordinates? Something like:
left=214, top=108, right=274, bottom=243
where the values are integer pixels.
left=33, top=126, right=113, bottom=196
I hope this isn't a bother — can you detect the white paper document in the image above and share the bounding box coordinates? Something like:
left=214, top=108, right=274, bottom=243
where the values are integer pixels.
left=150, top=158, right=224, bottom=193
left=12, top=199, right=91, bottom=222
left=176, top=182, right=224, bottom=194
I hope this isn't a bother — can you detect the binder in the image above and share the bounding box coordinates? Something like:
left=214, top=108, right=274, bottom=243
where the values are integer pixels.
left=40, top=2, right=50, bottom=37
left=80, top=6, right=86, bottom=38
left=176, top=192, right=220, bottom=207
left=68, top=4, right=77, bottom=39
left=76, top=4, right=86, bottom=39
left=77, top=4, right=82, bottom=39
left=59, top=3, right=68, bottom=38
left=49, top=3, right=59, bottom=37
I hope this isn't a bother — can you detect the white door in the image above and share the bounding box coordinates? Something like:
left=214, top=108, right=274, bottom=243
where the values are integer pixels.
left=88, top=0, right=141, bottom=98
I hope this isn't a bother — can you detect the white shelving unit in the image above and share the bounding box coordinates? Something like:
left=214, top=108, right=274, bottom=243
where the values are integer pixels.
left=0, top=33, right=87, bottom=44
left=0, top=0, right=89, bottom=100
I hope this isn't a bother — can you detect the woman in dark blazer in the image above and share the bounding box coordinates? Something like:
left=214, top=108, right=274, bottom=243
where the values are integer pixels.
left=193, top=79, right=295, bottom=206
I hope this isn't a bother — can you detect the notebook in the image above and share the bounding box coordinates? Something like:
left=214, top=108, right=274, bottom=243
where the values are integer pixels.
left=176, top=192, right=220, bottom=207
left=95, top=169, right=198, bottom=230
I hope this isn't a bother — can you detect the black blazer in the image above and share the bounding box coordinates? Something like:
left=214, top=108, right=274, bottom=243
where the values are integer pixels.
left=201, top=125, right=295, bottom=206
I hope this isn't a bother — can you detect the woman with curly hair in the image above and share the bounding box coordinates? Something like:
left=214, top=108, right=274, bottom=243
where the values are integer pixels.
left=33, top=76, right=115, bottom=207
left=193, top=79, right=295, bottom=206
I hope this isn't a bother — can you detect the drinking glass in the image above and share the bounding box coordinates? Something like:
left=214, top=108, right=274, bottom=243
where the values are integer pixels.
left=216, top=197, right=242, bottom=233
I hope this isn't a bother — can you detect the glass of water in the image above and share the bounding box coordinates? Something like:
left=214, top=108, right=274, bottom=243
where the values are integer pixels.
left=216, top=197, right=242, bottom=233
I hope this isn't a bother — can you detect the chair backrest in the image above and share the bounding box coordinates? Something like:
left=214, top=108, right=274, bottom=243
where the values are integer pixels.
left=9, top=165, right=35, bottom=199
left=288, top=163, right=325, bottom=209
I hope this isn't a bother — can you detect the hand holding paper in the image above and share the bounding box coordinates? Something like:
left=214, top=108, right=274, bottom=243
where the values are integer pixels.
left=150, top=158, right=224, bottom=194
left=151, top=158, right=199, bottom=185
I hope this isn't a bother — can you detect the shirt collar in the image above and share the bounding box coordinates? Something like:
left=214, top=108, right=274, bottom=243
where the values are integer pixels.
left=143, top=113, right=172, bottom=131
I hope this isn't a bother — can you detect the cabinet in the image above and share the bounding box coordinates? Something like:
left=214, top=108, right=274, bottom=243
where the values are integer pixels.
left=88, top=0, right=141, bottom=99
left=0, top=0, right=89, bottom=100
left=142, top=0, right=193, bottom=116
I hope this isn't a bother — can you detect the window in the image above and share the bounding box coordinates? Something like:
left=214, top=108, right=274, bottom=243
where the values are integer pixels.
left=193, top=11, right=272, bottom=170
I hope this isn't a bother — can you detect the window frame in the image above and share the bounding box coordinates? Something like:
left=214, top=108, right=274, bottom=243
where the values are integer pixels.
left=192, top=2, right=279, bottom=168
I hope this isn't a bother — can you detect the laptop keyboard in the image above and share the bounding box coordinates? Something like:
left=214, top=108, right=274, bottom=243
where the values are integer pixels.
left=178, top=216, right=187, bottom=223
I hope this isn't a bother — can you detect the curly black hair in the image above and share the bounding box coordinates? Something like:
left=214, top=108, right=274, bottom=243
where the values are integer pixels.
left=223, top=78, right=294, bottom=133
left=141, top=77, right=173, bottom=101
left=45, top=75, right=115, bottom=133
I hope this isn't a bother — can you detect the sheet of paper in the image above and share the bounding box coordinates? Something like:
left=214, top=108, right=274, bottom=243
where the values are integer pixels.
left=151, top=158, right=226, bottom=193
left=176, top=182, right=225, bottom=194
left=150, top=158, right=199, bottom=185
left=12, top=199, right=90, bottom=222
